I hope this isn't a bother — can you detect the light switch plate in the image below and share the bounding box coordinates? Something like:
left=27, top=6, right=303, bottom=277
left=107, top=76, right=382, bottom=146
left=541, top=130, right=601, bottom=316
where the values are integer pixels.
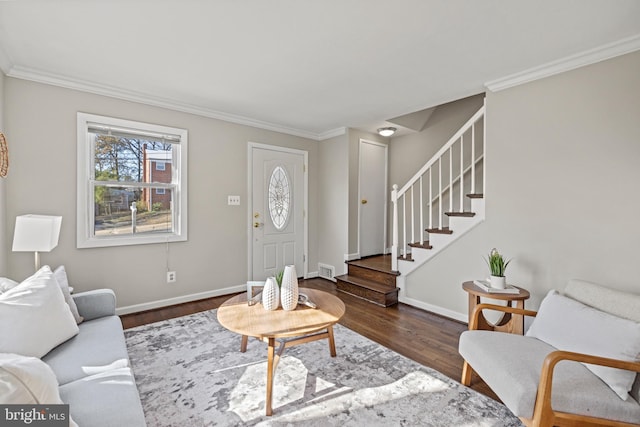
left=228, top=195, right=240, bottom=205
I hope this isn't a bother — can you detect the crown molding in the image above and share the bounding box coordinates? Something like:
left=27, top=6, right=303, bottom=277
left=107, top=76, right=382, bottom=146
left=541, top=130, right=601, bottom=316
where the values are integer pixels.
left=485, top=34, right=640, bottom=92
left=5, top=65, right=328, bottom=141
left=317, top=127, right=347, bottom=140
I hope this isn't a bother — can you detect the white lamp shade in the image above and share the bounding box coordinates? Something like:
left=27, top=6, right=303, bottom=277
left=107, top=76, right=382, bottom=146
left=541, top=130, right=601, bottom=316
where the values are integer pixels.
left=12, top=215, right=62, bottom=252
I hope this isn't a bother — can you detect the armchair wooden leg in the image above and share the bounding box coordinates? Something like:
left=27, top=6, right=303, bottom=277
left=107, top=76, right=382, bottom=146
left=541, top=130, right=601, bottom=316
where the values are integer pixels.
left=461, top=361, right=473, bottom=386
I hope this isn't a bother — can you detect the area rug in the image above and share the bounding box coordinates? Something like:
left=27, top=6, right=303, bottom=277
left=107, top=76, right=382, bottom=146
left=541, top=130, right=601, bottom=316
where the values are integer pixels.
left=125, top=309, right=522, bottom=426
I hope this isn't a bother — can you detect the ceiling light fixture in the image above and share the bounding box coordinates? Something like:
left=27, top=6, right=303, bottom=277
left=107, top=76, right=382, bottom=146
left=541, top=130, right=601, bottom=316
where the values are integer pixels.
left=377, top=127, right=396, bottom=137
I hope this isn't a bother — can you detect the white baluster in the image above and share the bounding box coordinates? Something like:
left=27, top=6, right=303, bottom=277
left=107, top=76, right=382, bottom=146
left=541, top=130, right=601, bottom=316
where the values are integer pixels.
left=449, top=147, right=453, bottom=213
left=429, top=168, right=433, bottom=229
left=419, top=176, right=424, bottom=245
left=411, top=184, right=415, bottom=245
left=460, top=135, right=464, bottom=212
left=402, top=194, right=406, bottom=258
left=471, top=121, right=476, bottom=195
left=391, top=184, right=398, bottom=271
left=438, top=158, right=442, bottom=229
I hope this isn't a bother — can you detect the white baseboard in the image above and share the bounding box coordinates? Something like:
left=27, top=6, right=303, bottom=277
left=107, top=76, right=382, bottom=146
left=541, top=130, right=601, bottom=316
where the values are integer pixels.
left=398, top=295, right=467, bottom=324
left=306, top=271, right=319, bottom=279
left=116, top=284, right=246, bottom=315
left=344, top=253, right=360, bottom=261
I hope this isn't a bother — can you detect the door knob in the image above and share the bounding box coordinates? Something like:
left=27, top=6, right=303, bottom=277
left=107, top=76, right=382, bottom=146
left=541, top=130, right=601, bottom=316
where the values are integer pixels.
left=361, top=199, right=368, bottom=204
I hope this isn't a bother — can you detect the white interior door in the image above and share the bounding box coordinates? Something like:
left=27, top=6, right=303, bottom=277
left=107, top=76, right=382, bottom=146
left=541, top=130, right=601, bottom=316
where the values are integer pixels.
left=358, top=139, right=387, bottom=258
left=250, top=144, right=306, bottom=280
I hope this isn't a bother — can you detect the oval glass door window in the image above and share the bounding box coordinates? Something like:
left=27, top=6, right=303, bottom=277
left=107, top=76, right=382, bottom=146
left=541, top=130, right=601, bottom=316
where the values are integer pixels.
left=268, top=166, right=291, bottom=230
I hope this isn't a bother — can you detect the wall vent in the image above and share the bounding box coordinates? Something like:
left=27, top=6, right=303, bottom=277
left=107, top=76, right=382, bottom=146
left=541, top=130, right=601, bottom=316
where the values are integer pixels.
left=318, top=263, right=336, bottom=282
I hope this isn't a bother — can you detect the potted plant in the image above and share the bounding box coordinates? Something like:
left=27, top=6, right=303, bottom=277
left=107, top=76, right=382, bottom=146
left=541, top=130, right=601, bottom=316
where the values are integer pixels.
left=485, top=248, right=511, bottom=289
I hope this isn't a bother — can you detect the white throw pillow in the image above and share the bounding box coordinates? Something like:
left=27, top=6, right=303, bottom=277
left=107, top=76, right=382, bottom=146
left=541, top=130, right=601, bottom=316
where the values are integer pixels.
left=0, top=353, right=78, bottom=427
left=0, top=266, right=79, bottom=358
left=526, top=290, right=640, bottom=400
left=0, top=277, right=18, bottom=294
left=53, top=265, right=84, bottom=324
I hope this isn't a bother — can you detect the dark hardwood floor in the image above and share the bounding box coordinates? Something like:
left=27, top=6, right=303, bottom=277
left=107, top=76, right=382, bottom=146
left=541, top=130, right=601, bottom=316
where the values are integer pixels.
left=120, top=277, right=497, bottom=400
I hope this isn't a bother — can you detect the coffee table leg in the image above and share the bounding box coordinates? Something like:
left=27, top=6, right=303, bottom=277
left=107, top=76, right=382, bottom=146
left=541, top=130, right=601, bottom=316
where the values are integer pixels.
left=327, top=325, right=337, bottom=357
left=266, top=337, right=275, bottom=416
left=240, top=335, right=248, bottom=352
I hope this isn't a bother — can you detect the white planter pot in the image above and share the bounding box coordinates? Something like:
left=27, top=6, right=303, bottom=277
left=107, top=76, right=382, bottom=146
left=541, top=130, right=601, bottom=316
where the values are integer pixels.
left=262, top=277, right=280, bottom=311
left=490, top=275, right=506, bottom=289
left=281, top=265, right=299, bottom=311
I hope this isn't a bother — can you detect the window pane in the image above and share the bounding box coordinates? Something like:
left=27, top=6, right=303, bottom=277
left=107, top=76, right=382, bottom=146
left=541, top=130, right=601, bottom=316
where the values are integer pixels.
left=93, top=135, right=173, bottom=184
left=94, top=186, right=173, bottom=236
left=268, top=166, right=291, bottom=230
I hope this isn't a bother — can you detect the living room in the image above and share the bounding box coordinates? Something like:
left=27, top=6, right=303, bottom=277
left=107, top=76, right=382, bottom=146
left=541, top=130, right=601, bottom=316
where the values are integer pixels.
left=1, top=2, right=639, bottom=426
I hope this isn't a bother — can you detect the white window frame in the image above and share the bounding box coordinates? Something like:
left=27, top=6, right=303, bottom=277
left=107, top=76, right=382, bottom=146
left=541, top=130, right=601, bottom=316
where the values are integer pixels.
left=155, top=161, right=166, bottom=171
left=77, top=112, right=188, bottom=248
left=155, top=188, right=166, bottom=195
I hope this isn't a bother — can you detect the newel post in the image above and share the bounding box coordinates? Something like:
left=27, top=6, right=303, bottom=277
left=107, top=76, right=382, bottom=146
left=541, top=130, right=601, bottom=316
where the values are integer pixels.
left=391, top=184, right=398, bottom=271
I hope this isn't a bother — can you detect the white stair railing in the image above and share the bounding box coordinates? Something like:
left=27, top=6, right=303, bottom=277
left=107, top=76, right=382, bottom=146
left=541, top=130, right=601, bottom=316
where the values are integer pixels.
left=391, top=104, right=485, bottom=271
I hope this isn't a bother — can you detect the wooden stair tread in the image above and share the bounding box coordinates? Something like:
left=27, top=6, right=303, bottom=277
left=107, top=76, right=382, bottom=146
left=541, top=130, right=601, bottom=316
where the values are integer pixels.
left=408, top=242, right=433, bottom=249
left=335, top=274, right=397, bottom=294
left=445, top=211, right=476, bottom=217
left=426, top=227, right=453, bottom=234
left=346, top=257, right=400, bottom=276
left=467, top=193, right=484, bottom=199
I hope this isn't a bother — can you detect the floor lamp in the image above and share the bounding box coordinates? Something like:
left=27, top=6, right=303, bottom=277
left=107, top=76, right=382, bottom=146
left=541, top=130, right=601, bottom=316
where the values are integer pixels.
left=12, top=214, right=62, bottom=271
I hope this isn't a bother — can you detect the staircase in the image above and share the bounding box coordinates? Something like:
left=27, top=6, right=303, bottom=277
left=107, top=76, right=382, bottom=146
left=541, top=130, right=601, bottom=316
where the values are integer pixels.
left=335, top=255, right=400, bottom=306
left=391, top=104, right=486, bottom=277
left=335, top=103, right=486, bottom=307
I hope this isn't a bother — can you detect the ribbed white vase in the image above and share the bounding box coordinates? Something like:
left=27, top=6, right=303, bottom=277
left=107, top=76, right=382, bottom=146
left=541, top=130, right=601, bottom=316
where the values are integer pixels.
left=262, top=277, right=280, bottom=311
left=490, top=275, right=506, bottom=289
left=280, top=265, right=299, bottom=311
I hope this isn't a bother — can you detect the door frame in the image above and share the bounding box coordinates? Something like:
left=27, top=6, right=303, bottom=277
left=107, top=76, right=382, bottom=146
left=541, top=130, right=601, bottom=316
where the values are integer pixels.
left=247, top=142, right=309, bottom=280
left=357, top=138, right=388, bottom=257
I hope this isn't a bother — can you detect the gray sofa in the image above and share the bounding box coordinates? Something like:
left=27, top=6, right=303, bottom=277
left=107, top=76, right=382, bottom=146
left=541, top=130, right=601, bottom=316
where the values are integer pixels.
left=42, top=289, right=147, bottom=427
left=459, top=280, right=640, bottom=426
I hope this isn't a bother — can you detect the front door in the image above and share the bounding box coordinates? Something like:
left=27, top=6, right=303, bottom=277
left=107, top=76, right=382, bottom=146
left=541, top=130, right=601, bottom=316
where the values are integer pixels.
left=358, top=139, right=388, bottom=257
left=250, top=144, right=306, bottom=280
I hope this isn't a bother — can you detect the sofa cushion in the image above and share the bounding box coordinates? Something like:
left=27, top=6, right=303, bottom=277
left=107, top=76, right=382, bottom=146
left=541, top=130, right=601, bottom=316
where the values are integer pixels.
left=42, top=316, right=130, bottom=385
left=526, top=290, right=640, bottom=400
left=459, top=331, right=640, bottom=423
left=0, top=266, right=79, bottom=358
left=59, top=367, right=147, bottom=427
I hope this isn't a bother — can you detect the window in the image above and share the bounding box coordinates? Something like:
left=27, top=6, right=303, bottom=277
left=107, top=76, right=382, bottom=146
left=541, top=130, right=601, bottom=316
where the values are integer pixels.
left=77, top=113, right=188, bottom=248
left=268, top=165, right=291, bottom=230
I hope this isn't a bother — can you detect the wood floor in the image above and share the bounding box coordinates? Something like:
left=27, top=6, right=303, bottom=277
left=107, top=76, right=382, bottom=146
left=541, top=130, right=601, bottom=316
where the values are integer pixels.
left=120, top=277, right=497, bottom=400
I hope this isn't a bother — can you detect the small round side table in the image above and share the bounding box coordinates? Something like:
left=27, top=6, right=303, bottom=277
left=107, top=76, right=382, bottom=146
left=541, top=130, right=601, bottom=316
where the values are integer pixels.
left=461, top=281, right=530, bottom=334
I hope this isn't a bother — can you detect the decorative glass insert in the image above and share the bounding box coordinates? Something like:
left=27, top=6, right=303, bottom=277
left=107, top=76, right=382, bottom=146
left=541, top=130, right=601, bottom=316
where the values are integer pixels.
left=268, top=166, right=291, bottom=230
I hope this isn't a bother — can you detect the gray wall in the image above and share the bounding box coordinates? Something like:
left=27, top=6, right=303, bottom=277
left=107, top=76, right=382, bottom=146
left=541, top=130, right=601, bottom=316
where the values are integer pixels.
left=0, top=70, right=5, bottom=275
left=317, top=133, right=349, bottom=276
left=388, top=94, right=485, bottom=190
left=404, top=50, right=640, bottom=317
left=4, top=78, right=319, bottom=309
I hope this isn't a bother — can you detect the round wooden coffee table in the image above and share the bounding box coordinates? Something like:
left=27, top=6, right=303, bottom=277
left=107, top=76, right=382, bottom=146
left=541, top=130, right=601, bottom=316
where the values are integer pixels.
left=217, top=287, right=345, bottom=416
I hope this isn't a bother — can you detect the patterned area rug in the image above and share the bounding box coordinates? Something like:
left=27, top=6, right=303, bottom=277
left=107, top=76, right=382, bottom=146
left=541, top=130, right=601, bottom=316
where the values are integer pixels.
left=125, top=309, right=522, bottom=426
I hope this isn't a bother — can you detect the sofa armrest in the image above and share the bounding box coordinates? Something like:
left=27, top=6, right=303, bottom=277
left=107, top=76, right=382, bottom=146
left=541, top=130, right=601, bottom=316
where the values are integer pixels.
left=529, top=350, right=640, bottom=426
left=470, top=303, right=538, bottom=331
left=72, top=289, right=116, bottom=321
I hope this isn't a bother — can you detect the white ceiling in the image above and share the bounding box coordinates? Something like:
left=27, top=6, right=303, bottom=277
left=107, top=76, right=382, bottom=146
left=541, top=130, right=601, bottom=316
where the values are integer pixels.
left=1, top=1, right=639, bottom=139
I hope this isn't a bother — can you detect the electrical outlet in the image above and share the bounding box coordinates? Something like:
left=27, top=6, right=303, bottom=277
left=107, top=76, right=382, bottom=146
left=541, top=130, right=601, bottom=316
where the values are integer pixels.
left=227, top=195, right=240, bottom=206
left=166, top=271, right=177, bottom=283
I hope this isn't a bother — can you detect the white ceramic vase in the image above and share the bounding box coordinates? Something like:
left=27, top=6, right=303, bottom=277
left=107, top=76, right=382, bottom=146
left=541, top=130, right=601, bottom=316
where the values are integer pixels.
left=490, top=275, right=506, bottom=289
left=262, top=277, right=280, bottom=311
left=280, top=265, right=299, bottom=311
